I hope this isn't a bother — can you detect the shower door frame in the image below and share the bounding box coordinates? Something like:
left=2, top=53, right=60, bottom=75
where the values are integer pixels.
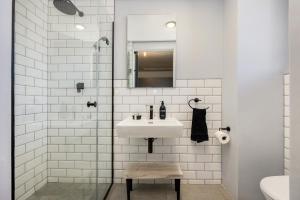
left=10, top=0, right=115, bottom=199
left=11, top=0, right=16, bottom=200
left=101, top=22, right=115, bottom=200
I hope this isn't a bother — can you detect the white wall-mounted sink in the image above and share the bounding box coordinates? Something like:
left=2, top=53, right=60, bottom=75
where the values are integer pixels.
left=116, top=118, right=184, bottom=138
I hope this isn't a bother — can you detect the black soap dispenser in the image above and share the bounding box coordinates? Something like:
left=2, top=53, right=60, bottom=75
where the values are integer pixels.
left=159, top=101, right=166, bottom=120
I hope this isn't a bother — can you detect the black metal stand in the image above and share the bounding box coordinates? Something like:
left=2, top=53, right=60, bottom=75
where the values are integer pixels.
left=175, top=179, right=181, bottom=200
left=126, top=179, right=133, bottom=200
left=126, top=178, right=180, bottom=200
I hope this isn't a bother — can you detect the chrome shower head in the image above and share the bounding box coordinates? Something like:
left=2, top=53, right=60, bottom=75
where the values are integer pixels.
left=100, top=37, right=110, bottom=46
left=53, top=0, right=84, bottom=17
left=93, top=37, right=110, bottom=51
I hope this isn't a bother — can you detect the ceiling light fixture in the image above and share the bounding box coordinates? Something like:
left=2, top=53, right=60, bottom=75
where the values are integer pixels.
left=165, top=21, right=176, bottom=29
left=75, top=24, right=85, bottom=31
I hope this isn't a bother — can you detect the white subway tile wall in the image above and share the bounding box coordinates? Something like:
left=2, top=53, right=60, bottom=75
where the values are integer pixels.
left=15, top=0, right=48, bottom=199
left=15, top=0, right=114, bottom=199
left=14, top=0, right=225, bottom=197
left=284, top=74, right=290, bottom=175
left=47, top=0, right=114, bottom=184
left=114, top=79, right=223, bottom=184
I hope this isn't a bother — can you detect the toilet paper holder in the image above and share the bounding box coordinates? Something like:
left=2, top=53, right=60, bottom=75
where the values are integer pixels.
left=219, top=127, right=231, bottom=132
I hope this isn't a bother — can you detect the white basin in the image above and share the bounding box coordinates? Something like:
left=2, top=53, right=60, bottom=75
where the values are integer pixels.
left=116, top=118, right=184, bottom=138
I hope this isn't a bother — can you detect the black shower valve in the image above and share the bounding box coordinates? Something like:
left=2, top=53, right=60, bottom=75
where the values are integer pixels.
left=76, top=82, right=84, bottom=93
left=87, top=101, right=97, bottom=108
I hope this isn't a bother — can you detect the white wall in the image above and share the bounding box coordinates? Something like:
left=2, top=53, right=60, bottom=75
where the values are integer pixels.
left=0, top=0, right=12, bottom=199
left=237, top=1, right=287, bottom=199
left=115, top=0, right=224, bottom=80
left=222, top=0, right=238, bottom=199
left=284, top=74, right=290, bottom=175
left=222, top=0, right=288, bottom=199
left=289, top=0, right=300, bottom=199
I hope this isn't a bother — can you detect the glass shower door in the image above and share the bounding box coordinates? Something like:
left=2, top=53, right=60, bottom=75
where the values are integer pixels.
left=46, top=13, right=102, bottom=200
left=45, top=0, right=109, bottom=198
left=95, top=34, right=113, bottom=199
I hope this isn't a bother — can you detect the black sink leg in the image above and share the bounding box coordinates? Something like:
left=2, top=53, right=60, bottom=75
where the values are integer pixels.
left=148, top=138, right=154, bottom=153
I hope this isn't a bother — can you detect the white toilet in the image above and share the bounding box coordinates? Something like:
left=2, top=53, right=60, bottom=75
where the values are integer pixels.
left=260, top=176, right=289, bottom=200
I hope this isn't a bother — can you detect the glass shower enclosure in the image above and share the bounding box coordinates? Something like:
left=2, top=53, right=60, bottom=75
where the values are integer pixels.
left=13, top=0, right=114, bottom=199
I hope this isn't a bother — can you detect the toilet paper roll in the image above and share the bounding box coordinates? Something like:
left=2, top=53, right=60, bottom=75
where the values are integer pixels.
left=214, top=130, right=230, bottom=144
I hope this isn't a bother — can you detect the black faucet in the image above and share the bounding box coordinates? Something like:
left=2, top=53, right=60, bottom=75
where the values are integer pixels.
left=149, top=105, right=153, bottom=120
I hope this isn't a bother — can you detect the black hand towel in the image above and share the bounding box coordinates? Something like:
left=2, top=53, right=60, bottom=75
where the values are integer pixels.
left=191, top=108, right=209, bottom=143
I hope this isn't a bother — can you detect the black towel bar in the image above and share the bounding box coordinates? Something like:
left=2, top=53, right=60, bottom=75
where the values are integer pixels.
left=188, top=98, right=209, bottom=110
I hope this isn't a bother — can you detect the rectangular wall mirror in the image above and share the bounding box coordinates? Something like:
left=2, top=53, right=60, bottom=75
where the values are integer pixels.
left=127, top=15, right=177, bottom=88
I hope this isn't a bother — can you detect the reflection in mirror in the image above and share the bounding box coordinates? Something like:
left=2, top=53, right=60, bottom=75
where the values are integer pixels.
left=134, top=50, right=174, bottom=87
left=127, top=15, right=176, bottom=88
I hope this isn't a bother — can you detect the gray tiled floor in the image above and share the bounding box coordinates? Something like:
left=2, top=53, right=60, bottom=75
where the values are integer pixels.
left=107, top=184, right=232, bottom=200
left=26, top=183, right=110, bottom=200
left=25, top=183, right=231, bottom=200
